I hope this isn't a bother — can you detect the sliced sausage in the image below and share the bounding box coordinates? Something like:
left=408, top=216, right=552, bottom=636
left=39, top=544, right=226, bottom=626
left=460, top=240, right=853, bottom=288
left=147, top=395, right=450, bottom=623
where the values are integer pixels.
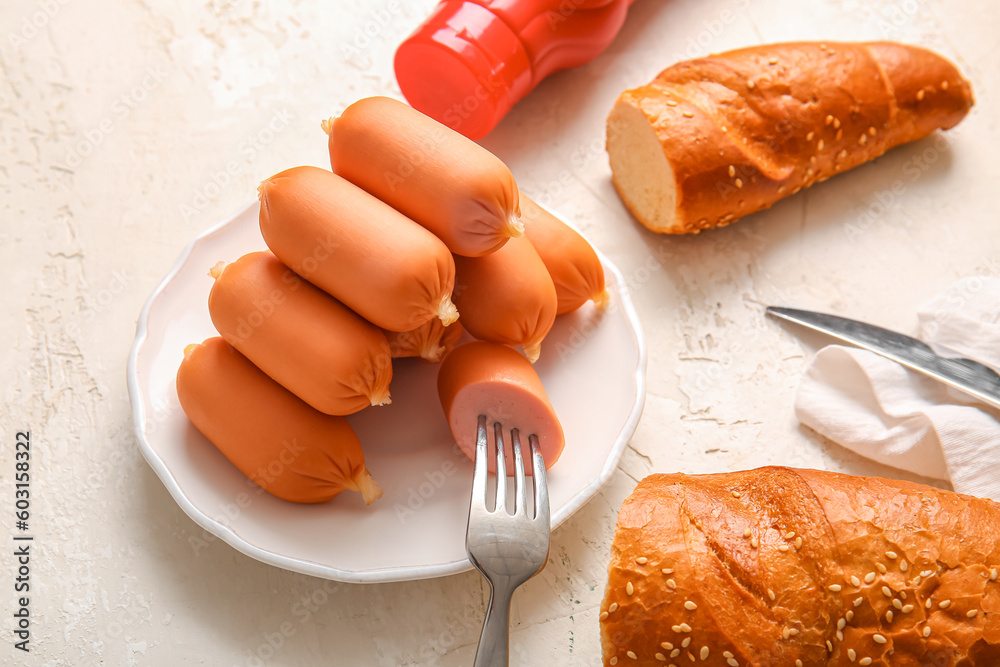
left=437, top=341, right=564, bottom=475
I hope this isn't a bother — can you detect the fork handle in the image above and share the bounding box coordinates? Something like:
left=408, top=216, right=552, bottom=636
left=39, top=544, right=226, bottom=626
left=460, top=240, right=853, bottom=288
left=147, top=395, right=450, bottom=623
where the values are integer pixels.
left=473, top=583, right=513, bottom=667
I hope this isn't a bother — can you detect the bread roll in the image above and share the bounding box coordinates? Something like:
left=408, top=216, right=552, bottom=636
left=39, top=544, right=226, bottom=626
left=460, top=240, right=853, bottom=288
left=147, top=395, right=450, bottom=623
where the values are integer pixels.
left=607, top=42, right=974, bottom=234
left=600, top=467, right=1000, bottom=666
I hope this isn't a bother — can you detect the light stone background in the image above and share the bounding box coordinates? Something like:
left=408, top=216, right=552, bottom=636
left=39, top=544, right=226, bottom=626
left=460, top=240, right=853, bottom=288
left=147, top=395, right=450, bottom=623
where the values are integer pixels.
left=2, top=0, right=999, bottom=664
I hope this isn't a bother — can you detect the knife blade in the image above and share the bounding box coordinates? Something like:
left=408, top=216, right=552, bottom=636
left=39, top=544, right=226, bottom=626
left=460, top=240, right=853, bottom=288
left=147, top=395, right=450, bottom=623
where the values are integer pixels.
left=766, top=306, right=1000, bottom=412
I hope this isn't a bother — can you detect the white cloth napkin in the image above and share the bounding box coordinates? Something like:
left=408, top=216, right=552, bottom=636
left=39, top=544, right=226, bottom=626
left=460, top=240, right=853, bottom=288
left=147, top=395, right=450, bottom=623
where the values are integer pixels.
left=795, top=277, right=1000, bottom=501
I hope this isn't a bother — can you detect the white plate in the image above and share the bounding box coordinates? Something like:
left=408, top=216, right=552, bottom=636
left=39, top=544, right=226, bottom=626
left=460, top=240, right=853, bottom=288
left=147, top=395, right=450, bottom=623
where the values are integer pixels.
left=127, top=201, right=646, bottom=584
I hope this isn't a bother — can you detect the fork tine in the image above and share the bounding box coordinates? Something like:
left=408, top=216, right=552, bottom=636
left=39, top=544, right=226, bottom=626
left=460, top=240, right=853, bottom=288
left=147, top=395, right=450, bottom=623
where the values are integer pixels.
left=493, top=422, right=507, bottom=512
left=470, top=415, right=488, bottom=511
left=511, top=428, right=526, bottom=515
left=529, top=434, right=549, bottom=525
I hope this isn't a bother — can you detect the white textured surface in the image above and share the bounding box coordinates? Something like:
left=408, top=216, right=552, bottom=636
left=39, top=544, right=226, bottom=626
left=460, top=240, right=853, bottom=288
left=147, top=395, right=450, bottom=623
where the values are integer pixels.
left=2, top=0, right=998, bottom=664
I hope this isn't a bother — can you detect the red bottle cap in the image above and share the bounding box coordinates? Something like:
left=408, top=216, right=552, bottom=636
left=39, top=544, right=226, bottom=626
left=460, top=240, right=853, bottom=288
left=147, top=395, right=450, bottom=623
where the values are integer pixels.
left=394, top=1, right=534, bottom=139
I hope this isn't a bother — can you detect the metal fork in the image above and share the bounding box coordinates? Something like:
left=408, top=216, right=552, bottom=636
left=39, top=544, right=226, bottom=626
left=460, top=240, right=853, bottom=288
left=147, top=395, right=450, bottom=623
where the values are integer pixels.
left=466, top=414, right=550, bottom=667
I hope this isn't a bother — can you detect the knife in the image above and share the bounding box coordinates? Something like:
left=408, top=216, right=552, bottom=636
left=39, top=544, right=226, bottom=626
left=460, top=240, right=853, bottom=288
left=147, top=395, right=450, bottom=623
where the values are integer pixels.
left=766, top=306, right=1000, bottom=412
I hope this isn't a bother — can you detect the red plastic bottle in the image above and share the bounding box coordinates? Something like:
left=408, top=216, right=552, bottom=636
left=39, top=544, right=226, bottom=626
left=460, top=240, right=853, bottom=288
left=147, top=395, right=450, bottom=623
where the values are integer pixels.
left=395, top=0, right=637, bottom=139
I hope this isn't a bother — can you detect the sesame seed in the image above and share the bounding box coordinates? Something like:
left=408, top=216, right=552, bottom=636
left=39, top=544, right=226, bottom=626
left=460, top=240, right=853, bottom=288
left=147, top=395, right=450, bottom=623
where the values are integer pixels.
left=680, top=623, right=692, bottom=633
left=728, top=166, right=736, bottom=177
left=835, top=129, right=843, bottom=141
left=900, top=592, right=907, bottom=600
left=921, top=570, right=934, bottom=578
left=827, top=640, right=834, bottom=652
left=886, top=610, right=894, bottom=623
left=820, top=43, right=827, bottom=49
left=685, top=601, right=697, bottom=611
left=848, top=649, right=857, bottom=661
left=662, top=568, right=674, bottom=575
left=807, top=132, right=815, bottom=141
left=743, top=528, right=751, bottom=538
left=968, top=609, right=979, bottom=618
left=940, top=600, right=951, bottom=609
left=796, top=662, right=803, bottom=667
left=655, top=653, right=667, bottom=662
left=701, top=647, right=709, bottom=660
left=838, top=149, right=848, bottom=159
left=687, top=653, right=695, bottom=663
left=882, top=587, right=892, bottom=598
left=666, top=100, right=677, bottom=107
left=917, top=90, right=925, bottom=101
left=893, top=599, right=903, bottom=610
left=682, top=638, right=691, bottom=648
left=868, top=126, right=876, bottom=136
left=724, top=652, right=734, bottom=659
left=874, top=634, right=887, bottom=644
left=782, top=628, right=790, bottom=640
left=747, top=80, right=755, bottom=89
left=668, top=579, right=677, bottom=589
left=859, top=134, right=868, bottom=145
left=768, top=589, right=776, bottom=601
left=851, top=576, right=861, bottom=587
left=626, top=582, right=634, bottom=596
left=795, top=537, right=803, bottom=549
left=672, top=625, right=683, bottom=633
left=735, top=178, right=744, bottom=188
left=900, top=561, right=908, bottom=572
left=846, top=611, right=854, bottom=621
left=785, top=532, right=795, bottom=540
left=902, top=605, right=914, bottom=613
left=942, top=80, right=949, bottom=90
left=671, top=648, right=681, bottom=658
left=830, top=584, right=842, bottom=592
left=601, top=612, right=609, bottom=620
left=809, top=156, right=817, bottom=165
left=636, top=557, right=648, bottom=565
left=779, top=545, right=790, bottom=552
left=991, top=569, right=998, bottom=581
left=923, top=627, right=931, bottom=637
left=662, top=643, right=673, bottom=650
left=926, top=600, right=932, bottom=609
left=877, top=564, right=887, bottom=574
left=610, top=658, right=618, bottom=665
left=728, top=660, right=739, bottom=667
left=627, top=651, right=637, bottom=660
left=769, top=57, right=778, bottom=65
left=834, top=118, right=841, bottom=128
left=817, top=140, right=825, bottom=150
left=610, top=603, right=618, bottom=612
left=838, top=619, right=847, bottom=630
left=854, top=597, right=863, bottom=607
left=837, top=630, right=843, bottom=641
left=865, top=572, right=876, bottom=584
left=789, top=629, right=799, bottom=636
left=860, top=659, right=872, bottom=666
left=750, top=537, right=758, bottom=548
left=682, top=111, right=694, bottom=118
left=825, top=115, right=834, bottom=125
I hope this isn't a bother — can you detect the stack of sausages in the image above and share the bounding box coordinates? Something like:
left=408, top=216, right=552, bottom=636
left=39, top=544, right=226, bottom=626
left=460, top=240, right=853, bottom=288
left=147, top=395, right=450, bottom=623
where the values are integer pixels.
left=176, top=96, right=608, bottom=504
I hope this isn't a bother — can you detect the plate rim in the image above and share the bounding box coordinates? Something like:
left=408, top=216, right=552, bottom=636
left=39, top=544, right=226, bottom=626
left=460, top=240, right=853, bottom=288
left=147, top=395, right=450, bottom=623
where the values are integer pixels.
left=127, top=200, right=647, bottom=584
